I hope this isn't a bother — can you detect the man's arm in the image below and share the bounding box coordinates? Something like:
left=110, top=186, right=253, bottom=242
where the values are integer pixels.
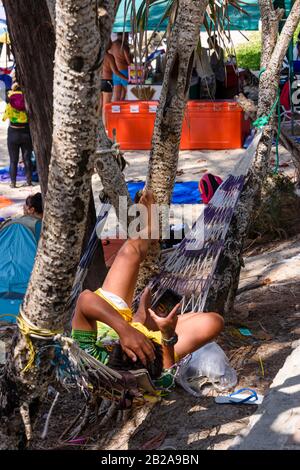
left=73, top=290, right=155, bottom=366
left=149, top=304, right=180, bottom=369
left=109, top=54, right=128, bottom=81
left=124, top=46, right=132, bottom=66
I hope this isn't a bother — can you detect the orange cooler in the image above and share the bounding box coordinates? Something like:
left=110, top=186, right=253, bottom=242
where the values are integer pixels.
left=182, top=101, right=250, bottom=150
left=105, top=100, right=249, bottom=150
left=105, top=101, right=158, bottom=150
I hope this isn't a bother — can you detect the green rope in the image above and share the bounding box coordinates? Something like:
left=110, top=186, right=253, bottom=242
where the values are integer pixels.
left=251, top=66, right=282, bottom=172
left=274, top=89, right=281, bottom=175
left=252, top=67, right=280, bottom=130
left=258, top=67, right=266, bottom=78
left=253, top=93, right=280, bottom=129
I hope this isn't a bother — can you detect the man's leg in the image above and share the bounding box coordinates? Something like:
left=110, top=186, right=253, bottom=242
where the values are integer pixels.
left=102, top=91, right=112, bottom=128
left=120, top=85, right=127, bottom=100
left=113, top=84, right=122, bottom=101
left=174, top=311, right=224, bottom=360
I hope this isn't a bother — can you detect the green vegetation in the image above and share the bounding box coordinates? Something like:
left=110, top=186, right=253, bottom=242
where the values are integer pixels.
left=235, top=32, right=261, bottom=70
left=234, top=25, right=299, bottom=71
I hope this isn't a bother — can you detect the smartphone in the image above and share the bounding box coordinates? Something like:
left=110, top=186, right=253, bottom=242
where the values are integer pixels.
left=152, top=288, right=182, bottom=318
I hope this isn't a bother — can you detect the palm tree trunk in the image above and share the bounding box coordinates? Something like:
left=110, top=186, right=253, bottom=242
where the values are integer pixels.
left=136, top=0, right=209, bottom=292
left=0, top=0, right=102, bottom=442
left=205, top=0, right=300, bottom=315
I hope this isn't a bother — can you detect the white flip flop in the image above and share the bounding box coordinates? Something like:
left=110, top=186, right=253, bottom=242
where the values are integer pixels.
left=215, top=388, right=264, bottom=405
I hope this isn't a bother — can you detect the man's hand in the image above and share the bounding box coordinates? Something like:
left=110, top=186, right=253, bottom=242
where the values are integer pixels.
left=148, top=303, right=180, bottom=338
left=119, top=324, right=156, bottom=366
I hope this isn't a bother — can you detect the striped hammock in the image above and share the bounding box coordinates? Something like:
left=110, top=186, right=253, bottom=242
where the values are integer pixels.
left=69, top=130, right=262, bottom=315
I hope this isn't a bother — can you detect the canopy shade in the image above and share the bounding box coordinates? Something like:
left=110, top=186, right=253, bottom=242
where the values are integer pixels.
left=113, top=0, right=294, bottom=33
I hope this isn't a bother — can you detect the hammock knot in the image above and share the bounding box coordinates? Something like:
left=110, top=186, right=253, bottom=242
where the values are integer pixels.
left=253, top=115, right=269, bottom=129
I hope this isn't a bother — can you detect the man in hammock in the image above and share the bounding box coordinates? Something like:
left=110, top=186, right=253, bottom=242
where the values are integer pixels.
left=72, top=190, right=224, bottom=375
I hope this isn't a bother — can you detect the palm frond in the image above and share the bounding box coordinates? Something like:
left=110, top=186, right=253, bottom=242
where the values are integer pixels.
left=122, top=0, right=250, bottom=63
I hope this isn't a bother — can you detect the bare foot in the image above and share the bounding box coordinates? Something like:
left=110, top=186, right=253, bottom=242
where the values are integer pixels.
left=133, top=287, right=158, bottom=331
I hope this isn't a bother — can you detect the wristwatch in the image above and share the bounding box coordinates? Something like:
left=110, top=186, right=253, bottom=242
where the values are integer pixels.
left=162, top=332, right=178, bottom=346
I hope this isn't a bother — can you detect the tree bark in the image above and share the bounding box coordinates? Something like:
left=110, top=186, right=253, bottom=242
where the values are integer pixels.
left=3, top=0, right=107, bottom=292
left=46, top=0, right=56, bottom=27
left=83, top=190, right=108, bottom=291
left=94, top=0, right=133, bottom=219
left=1, top=0, right=102, bottom=430
left=3, top=0, right=55, bottom=196
left=135, top=0, right=209, bottom=293
left=205, top=0, right=300, bottom=315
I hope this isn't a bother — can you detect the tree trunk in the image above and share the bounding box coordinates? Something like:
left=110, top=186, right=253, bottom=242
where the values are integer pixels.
left=94, top=0, right=133, bottom=219
left=0, top=0, right=102, bottom=443
left=3, top=0, right=107, bottom=293
left=205, top=0, right=300, bottom=315
left=136, top=0, right=209, bottom=293
left=46, top=0, right=56, bottom=27
left=3, top=0, right=55, bottom=196
left=95, top=121, right=133, bottom=222
left=83, top=190, right=108, bottom=291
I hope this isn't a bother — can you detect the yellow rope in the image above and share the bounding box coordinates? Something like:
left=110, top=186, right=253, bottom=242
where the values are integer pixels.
left=16, top=310, right=63, bottom=373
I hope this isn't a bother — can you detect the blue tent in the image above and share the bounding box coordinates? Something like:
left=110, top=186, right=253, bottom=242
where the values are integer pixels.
left=0, top=217, right=41, bottom=323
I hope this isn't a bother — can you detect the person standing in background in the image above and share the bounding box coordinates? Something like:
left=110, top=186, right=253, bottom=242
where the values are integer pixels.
left=110, top=33, right=132, bottom=101
left=194, top=45, right=216, bottom=99
left=208, top=36, right=225, bottom=99
left=100, top=41, right=130, bottom=128
left=2, top=82, right=33, bottom=188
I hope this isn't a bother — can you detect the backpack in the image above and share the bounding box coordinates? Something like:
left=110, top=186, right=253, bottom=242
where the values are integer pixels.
left=199, top=173, right=223, bottom=204
left=9, top=91, right=26, bottom=112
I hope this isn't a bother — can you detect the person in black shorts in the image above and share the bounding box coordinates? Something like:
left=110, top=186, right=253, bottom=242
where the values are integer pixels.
left=101, top=79, right=113, bottom=94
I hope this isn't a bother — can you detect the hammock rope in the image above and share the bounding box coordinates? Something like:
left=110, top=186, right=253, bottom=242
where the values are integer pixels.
left=145, top=131, right=263, bottom=314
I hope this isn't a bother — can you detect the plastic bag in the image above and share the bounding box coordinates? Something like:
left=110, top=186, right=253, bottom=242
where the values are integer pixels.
left=176, top=342, right=237, bottom=397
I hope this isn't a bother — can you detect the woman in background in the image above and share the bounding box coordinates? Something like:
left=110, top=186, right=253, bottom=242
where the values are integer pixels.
left=3, top=82, right=33, bottom=188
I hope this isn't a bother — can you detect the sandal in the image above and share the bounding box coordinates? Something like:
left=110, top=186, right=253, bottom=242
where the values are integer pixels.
left=214, top=387, right=264, bottom=405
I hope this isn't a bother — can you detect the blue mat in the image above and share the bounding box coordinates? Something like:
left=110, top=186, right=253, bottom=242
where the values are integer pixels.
left=127, top=181, right=202, bottom=204
left=0, top=165, right=39, bottom=183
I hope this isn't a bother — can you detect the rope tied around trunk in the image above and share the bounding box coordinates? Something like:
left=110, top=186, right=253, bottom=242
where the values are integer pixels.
left=17, top=310, right=63, bottom=373
left=253, top=92, right=280, bottom=129
left=253, top=67, right=279, bottom=130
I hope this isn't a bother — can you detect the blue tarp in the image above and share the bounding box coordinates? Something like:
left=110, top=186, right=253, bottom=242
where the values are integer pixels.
left=113, top=1, right=294, bottom=33
left=113, top=0, right=262, bottom=32
left=0, top=222, right=40, bottom=322
left=127, top=181, right=202, bottom=204
left=0, top=165, right=39, bottom=183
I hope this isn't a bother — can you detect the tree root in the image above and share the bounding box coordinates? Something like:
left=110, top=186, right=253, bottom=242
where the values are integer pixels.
left=41, top=391, right=60, bottom=439
left=19, top=402, right=32, bottom=443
